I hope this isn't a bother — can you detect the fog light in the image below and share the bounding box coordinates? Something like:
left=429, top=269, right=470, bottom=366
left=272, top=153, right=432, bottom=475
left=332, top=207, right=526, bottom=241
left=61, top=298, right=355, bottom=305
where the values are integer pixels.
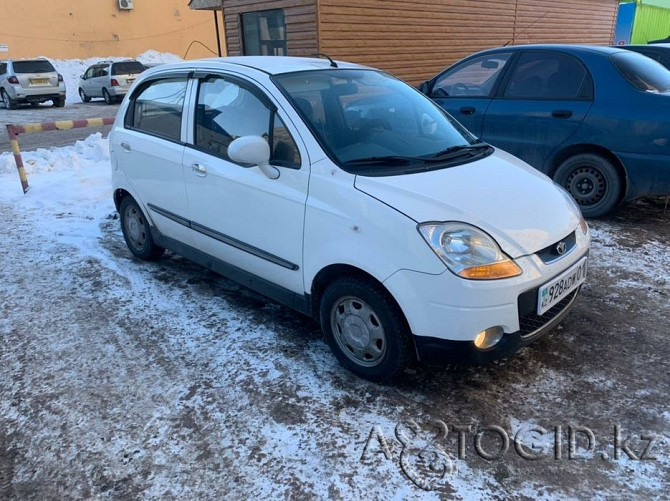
left=474, top=326, right=504, bottom=350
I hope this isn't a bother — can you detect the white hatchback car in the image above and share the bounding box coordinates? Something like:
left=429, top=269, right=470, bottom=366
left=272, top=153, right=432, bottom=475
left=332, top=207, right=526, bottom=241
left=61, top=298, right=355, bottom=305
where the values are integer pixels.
left=110, top=56, right=590, bottom=381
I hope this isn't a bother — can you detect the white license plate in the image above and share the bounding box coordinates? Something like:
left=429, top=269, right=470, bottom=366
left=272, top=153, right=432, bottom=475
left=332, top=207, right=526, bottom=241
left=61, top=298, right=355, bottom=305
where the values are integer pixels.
left=537, top=257, right=587, bottom=315
left=30, top=78, right=48, bottom=85
left=126, top=78, right=135, bottom=84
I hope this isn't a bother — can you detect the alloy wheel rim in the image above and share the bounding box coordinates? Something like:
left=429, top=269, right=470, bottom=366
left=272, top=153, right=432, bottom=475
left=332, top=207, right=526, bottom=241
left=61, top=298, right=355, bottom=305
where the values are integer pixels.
left=330, top=296, right=387, bottom=367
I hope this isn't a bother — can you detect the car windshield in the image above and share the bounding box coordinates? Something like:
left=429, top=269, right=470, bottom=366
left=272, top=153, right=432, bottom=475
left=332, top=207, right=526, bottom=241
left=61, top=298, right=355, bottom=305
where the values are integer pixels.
left=13, top=60, right=55, bottom=73
left=112, top=61, right=145, bottom=75
left=273, top=69, right=487, bottom=175
left=611, top=51, right=670, bottom=92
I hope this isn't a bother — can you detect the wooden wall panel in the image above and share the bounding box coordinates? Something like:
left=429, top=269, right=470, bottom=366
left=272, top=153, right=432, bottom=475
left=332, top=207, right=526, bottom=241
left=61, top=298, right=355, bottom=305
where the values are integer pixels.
left=318, top=0, right=619, bottom=85
left=222, top=0, right=318, bottom=57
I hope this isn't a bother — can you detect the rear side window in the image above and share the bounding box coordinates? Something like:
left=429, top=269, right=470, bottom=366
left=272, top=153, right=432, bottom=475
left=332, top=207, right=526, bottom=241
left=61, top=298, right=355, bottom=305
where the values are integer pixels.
left=0, top=63, right=6, bottom=75
left=128, top=77, right=188, bottom=142
left=112, top=61, right=145, bottom=76
left=611, top=51, right=670, bottom=92
left=13, top=60, right=55, bottom=73
left=503, top=52, right=592, bottom=100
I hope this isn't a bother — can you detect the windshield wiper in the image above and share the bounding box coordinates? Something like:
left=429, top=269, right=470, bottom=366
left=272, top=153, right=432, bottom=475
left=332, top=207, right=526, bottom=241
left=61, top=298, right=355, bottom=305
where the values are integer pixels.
left=342, top=155, right=425, bottom=166
left=425, top=142, right=492, bottom=162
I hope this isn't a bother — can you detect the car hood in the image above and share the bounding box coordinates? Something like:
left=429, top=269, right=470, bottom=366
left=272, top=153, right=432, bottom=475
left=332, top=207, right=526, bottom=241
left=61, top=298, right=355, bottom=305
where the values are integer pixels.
left=354, top=149, right=581, bottom=258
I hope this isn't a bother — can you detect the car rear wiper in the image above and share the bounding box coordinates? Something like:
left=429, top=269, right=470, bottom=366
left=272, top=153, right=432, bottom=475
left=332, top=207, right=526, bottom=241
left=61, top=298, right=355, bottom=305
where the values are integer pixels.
left=425, top=142, right=492, bottom=162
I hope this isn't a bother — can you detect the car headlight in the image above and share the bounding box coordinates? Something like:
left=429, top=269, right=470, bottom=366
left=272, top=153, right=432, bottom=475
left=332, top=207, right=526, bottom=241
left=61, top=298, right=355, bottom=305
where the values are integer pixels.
left=418, top=222, right=522, bottom=280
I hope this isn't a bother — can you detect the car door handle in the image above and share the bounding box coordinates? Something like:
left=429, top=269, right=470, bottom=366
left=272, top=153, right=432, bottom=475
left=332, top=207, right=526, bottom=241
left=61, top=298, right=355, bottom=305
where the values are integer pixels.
left=191, top=163, right=207, bottom=177
left=120, top=142, right=131, bottom=152
left=552, top=110, right=573, bottom=119
left=460, top=106, right=476, bottom=115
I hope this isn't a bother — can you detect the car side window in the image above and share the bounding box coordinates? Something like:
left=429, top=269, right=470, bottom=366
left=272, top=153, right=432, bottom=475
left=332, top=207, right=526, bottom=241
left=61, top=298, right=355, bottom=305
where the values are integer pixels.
left=433, top=53, right=512, bottom=98
left=503, top=52, right=592, bottom=100
left=127, top=77, right=188, bottom=142
left=84, top=67, right=95, bottom=79
left=195, top=76, right=300, bottom=168
left=0, top=63, right=6, bottom=75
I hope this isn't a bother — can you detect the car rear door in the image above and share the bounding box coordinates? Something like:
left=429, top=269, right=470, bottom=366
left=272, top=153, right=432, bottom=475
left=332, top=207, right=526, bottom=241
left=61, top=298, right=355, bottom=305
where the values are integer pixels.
left=111, top=74, right=192, bottom=242
left=181, top=73, right=309, bottom=294
left=482, top=50, right=594, bottom=171
left=426, top=52, right=513, bottom=137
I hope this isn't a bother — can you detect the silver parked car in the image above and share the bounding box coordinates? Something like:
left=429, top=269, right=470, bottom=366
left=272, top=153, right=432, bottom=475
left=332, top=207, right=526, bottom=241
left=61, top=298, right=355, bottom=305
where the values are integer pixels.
left=0, top=58, right=65, bottom=108
left=78, top=60, right=145, bottom=104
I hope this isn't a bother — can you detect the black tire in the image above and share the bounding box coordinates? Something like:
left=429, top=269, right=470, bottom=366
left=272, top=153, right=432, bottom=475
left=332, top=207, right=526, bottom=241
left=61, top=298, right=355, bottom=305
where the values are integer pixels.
left=1, top=89, right=16, bottom=109
left=79, top=88, right=90, bottom=103
left=553, top=153, right=622, bottom=218
left=102, top=88, right=113, bottom=105
left=119, top=196, right=164, bottom=260
left=53, top=97, right=65, bottom=108
left=319, top=276, right=413, bottom=382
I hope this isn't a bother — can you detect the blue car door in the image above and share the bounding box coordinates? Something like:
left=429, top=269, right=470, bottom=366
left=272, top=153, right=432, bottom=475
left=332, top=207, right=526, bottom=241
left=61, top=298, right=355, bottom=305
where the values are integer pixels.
left=482, top=50, right=594, bottom=172
left=426, top=52, right=513, bottom=137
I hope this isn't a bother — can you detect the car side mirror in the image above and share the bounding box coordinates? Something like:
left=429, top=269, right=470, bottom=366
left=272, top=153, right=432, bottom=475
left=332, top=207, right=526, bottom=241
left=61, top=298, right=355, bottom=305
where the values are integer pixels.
left=81, top=74, right=86, bottom=80
left=228, top=135, right=279, bottom=180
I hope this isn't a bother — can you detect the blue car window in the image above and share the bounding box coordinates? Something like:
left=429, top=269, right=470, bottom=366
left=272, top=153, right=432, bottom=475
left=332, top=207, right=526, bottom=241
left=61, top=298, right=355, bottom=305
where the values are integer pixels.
left=503, top=52, right=591, bottom=100
left=611, top=51, right=670, bottom=92
left=433, top=53, right=512, bottom=97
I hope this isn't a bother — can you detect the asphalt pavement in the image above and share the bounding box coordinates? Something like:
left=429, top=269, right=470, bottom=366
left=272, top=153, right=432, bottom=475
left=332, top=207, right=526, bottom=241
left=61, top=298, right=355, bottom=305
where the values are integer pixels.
left=0, top=101, right=120, bottom=153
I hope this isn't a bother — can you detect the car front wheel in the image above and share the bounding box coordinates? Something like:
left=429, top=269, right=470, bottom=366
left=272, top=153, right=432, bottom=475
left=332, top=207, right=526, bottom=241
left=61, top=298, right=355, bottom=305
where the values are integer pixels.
left=119, top=196, right=165, bottom=260
left=320, top=276, right=413, bottom=382
left=79, top=88, right=90, bottom=103
left=553, top=153, right=622, bottom=218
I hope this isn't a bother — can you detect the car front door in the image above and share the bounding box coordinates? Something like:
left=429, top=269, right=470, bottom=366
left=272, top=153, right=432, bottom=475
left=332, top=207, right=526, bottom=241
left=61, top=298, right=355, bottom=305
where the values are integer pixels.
left=426, top=52, right=512, bottom=137
left=482, top=50, right=594, bottom=171
left=182, top=74, right=308, bottom=294
left=111, top=75, right=192, bottom=242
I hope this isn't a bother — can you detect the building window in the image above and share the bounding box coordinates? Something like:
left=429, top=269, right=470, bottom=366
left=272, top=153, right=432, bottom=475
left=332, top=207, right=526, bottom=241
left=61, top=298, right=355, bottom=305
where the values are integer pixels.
left=241, top=9, right=287, bottom=56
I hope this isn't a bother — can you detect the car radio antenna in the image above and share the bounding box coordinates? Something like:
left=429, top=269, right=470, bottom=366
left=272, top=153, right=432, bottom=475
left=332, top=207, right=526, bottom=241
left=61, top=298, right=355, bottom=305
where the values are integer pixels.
left=504, top=10, right=548, bottom=46
left=313, top=53, right=338, bottom=68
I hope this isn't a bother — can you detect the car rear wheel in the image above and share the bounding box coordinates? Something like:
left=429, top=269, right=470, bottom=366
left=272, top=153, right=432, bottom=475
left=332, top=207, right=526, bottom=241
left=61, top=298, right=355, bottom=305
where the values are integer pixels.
left=79, top=88, right=90, bottom=103
left=319, top=276, right=413, bottom=382
left=1, top=89, right=16, bottom=109
left=119, top=196, right=165, bottom=260
left=553, top=153, right=622, bottom=218
left=53, top=97, right=65, bottom=108
left=102, top=88, right=113, bottom=105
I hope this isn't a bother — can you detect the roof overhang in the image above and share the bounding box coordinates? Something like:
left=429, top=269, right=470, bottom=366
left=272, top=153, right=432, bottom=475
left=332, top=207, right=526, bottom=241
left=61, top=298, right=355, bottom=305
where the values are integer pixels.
left=188, top=0, right=222, bottom=10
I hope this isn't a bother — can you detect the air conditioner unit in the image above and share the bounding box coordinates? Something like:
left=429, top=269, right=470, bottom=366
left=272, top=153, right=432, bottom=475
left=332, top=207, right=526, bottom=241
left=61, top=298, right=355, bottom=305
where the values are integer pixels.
left=119, top=0, right=134, bottom=10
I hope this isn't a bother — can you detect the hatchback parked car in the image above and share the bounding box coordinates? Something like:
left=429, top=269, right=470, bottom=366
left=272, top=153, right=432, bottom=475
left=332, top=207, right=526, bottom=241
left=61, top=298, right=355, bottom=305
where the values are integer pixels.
left=110, top=56, right=590, bottom=381
left=78, top=59, right=145, bottom=104
left=618, top=43, right=670, bottom=70
left=0, top=58, right=65, bottom=108
left=419, top=45, right=670, bottom=217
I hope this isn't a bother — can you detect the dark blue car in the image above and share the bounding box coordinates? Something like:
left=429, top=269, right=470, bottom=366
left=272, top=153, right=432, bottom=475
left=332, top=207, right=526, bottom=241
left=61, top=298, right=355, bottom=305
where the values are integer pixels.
left=419, top=45, right=670, bottom=217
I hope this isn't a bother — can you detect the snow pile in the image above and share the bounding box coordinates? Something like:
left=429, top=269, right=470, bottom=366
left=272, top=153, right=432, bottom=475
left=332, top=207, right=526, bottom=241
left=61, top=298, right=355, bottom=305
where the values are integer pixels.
left=47, top=50, right=182, bottom=105
left=0, top=133, right=110, bottom=209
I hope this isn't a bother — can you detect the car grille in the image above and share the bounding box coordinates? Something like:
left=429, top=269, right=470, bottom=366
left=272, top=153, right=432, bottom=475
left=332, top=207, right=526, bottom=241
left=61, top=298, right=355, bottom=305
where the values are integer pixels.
left=535, top=231, right=577, bottom=264
left=517, top=288, right=578, bottom=338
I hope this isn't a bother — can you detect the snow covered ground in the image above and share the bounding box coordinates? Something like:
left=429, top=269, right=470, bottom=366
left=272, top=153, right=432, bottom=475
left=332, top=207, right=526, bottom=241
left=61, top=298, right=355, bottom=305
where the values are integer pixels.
left=0, top=137, right=668, bottom=498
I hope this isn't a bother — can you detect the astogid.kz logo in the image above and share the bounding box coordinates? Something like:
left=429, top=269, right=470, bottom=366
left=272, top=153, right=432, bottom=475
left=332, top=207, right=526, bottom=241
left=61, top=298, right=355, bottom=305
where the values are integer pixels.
left=360, top=420, right=658, bottom=491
